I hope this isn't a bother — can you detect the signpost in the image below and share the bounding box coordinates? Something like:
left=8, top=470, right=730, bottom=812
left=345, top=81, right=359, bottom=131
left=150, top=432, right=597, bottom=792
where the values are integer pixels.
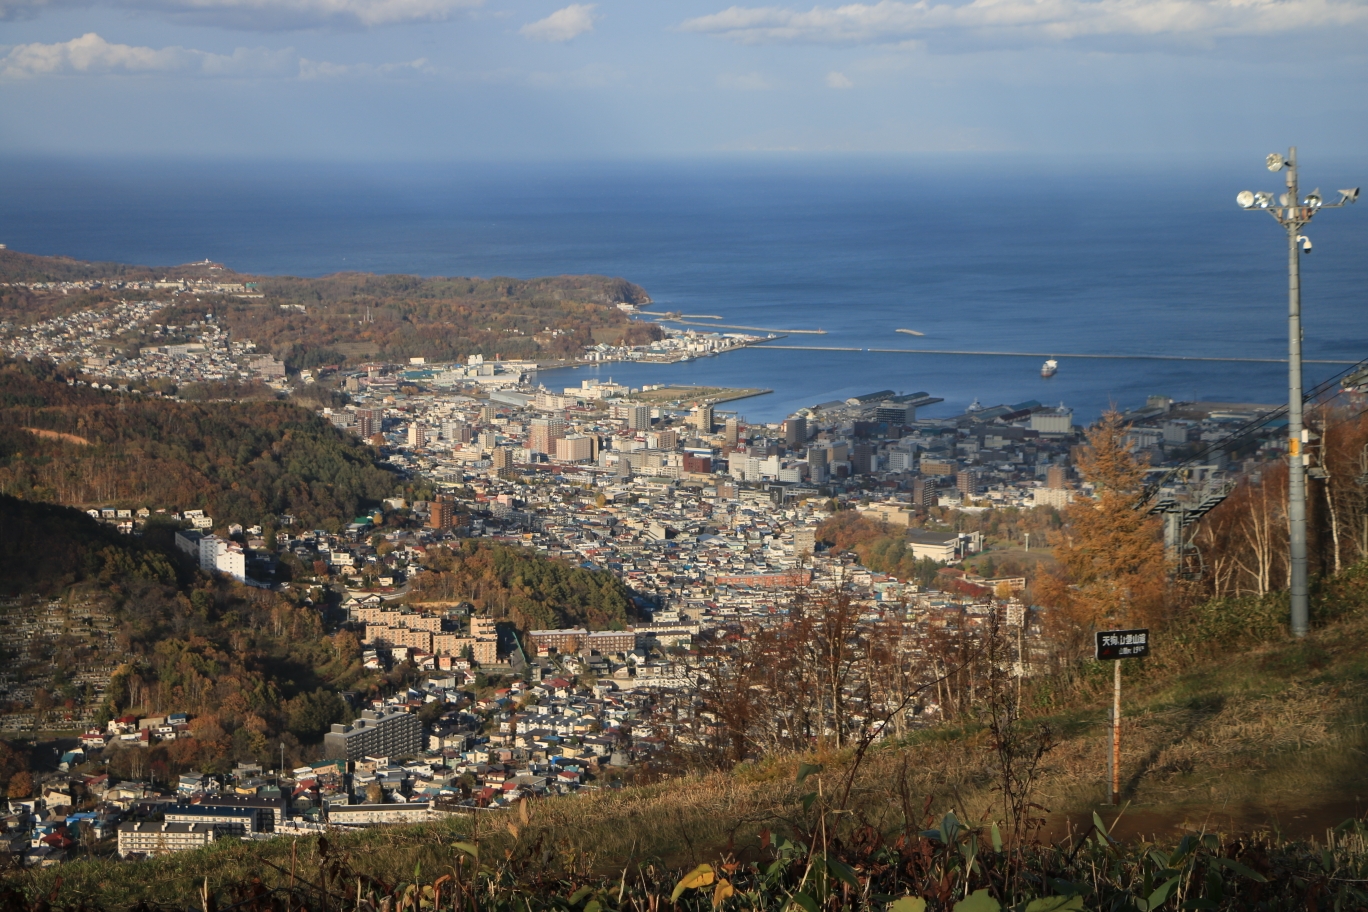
left=1096, top=628, right=1150, bottom=805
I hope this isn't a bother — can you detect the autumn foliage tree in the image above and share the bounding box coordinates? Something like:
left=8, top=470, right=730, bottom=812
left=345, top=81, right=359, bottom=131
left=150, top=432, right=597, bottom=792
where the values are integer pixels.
left=1036, top=411, right=1168, bottom=657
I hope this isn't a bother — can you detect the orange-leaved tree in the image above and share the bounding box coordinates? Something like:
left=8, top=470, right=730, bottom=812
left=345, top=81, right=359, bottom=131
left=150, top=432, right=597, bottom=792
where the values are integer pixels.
left=1036, top=411, right=1169, bottom=660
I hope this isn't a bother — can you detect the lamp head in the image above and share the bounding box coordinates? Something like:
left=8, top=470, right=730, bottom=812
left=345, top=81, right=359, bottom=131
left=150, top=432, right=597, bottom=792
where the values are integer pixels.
left=1304, top=188, right=1322, bottom=208
left=1236, top=190, right=1255, bottom=209
left=1267, top=153, right=1287, bottom=172
left=1339, top=188, right=1360, bottom=204
left=1254, top=191, right=1274, bottom=209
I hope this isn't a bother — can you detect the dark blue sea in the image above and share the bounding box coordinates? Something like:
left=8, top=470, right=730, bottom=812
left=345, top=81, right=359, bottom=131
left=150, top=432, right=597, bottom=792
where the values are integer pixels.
left=3, top=156, right=1366, bottom=423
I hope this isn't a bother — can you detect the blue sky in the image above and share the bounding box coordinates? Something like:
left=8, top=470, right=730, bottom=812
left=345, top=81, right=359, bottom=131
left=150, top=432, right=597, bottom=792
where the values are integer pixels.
left=1, top=0, right=1366, bottom=159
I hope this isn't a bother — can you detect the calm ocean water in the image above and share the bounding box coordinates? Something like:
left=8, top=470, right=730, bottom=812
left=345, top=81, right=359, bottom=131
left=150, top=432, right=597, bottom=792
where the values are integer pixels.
left=3, top=157, right=1366, bottom=423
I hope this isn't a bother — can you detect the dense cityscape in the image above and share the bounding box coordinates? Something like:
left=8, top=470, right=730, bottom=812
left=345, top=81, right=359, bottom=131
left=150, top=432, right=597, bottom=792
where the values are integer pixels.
left=0, top=282, right=1308, bottom=865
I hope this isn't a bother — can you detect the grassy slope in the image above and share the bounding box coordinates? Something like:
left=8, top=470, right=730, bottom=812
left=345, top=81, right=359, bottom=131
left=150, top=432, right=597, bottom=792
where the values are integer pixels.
left=19, top=591, right=1368, bottom=906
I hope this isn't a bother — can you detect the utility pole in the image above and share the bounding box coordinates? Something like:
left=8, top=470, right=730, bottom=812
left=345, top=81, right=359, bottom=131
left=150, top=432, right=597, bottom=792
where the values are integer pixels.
left=1238, top=151, right=1358, bottom=637
left=1111, top=659, right=1121, bottom=805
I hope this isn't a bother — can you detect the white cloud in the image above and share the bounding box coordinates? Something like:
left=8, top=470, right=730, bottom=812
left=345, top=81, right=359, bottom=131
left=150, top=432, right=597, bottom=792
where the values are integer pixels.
left=680, top=0, right=1368, bottom=48
left=825, top=69, right=853, bottom=87
left=520, top=3, right=596, bottom=41
left=0, top=0, right=483, bottom=29
left=0, top=32, right=428, bottom=78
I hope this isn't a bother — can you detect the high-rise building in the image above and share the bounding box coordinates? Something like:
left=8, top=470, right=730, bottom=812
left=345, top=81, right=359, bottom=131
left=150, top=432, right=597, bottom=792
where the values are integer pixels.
left=628, top=405, right=651, bottom=431
left=724, top=418, right=740, bottom=446
left=407, top=423, right=427, bottom=448
left=428, top=498, right=454, bottom=530
left=792, top=527, right=816, bottom=556
left=478, top=431, right=498, bottom=450
left=806, top=446, right=829, bottom=483
left=529, top=416, right=567, bottom=454
left=957, top=468, right=981, bottom=497
left=912, top=476, right=936, bottom=509
left=481, top=404, right=497, bottom=422
left=323, top=710, right=423, bottom=761
left=783, top=416, right=807, bottom=448
left=355, top=408, right=381, bottom=439
left=690, top=406, right=714, bottom=434
left=490, top=447, right=513, bottom=471
left=851, top=443, right=877, bottom=475
left=442, top=419, right=471, bottom=443
left=1046, top=464, right=1069, bottom=489
left=554, top=435, right=594, bottom=463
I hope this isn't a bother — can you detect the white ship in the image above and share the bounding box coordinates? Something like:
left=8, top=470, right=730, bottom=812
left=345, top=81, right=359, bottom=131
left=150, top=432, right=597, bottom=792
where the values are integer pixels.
left=1041, top=359, right=1058, bottom=378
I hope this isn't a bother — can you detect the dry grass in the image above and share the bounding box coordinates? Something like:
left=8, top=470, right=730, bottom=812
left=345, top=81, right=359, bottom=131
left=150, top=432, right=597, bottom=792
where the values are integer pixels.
left=15, top=600, right=1368, bottom=907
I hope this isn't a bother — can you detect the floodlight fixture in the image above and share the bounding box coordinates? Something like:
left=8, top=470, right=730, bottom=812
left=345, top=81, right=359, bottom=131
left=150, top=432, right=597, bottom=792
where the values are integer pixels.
left=1236, top=147, right=1357, bottom=640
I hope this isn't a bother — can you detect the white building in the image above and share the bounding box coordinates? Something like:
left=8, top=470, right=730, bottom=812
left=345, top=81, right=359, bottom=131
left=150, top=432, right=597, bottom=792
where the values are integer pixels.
left=117, top=821, right=217, bottom=857
left=1032, top=487, right=1074, bottom=509
left=1030, top=407, right=1074, bottom=435
left=198, top=535, right=247, bottom=581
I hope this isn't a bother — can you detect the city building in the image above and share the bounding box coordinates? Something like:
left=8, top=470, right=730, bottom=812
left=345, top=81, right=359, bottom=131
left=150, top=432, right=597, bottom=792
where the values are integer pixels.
left=555, top=435, right=595, bottom=463
left=323, top=710, right=423, bottom=761
left=628, top=405, right=651, bottom=431
left=328, top=802, right=433, bottom=827
left=911, top=476, right=936, bottom=510
left=1031, top=407, right=1074, bottom=434
left=117, top=821, right=218, bottom=857
left=163, top=804, right=260, bottom=835
left=852, top=443, right=877, bottom=475
left=783, top=416, right=807, bottom=448
left=956, top=469, right=981, bottom=497
left=1032, top=487, right=1073, bottom=508
left=429, top=498, right=454, bottom=530
left=529, top=417, right=567, bottom=454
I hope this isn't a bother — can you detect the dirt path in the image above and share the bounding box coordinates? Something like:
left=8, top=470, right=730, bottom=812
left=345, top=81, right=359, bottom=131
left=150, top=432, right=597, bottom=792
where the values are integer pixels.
left=22, top=427, right=91, bottom=446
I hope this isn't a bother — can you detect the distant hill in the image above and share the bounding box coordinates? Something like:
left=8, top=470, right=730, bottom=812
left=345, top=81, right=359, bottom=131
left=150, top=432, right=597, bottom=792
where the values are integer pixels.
left=0, top=248, right=660, bottom=364
left=0, top=357, right=400, bottom=527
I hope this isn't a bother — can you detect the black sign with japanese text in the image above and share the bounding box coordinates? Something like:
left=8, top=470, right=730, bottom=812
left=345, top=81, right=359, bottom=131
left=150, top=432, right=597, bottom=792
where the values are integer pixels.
left=1096, top=628, right=1150, bottom=660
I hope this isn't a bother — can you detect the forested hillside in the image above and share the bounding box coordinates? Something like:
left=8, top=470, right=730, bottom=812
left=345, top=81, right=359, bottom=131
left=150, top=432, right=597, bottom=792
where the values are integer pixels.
left=0, top=494, right=182, bottom=597
left=410, top=540, right=634, bottom=632
left=162, top=271, right=656, bottom=365
left=0, top=357, right=399, bottom=527
left=0, top=498, right=372, bottom=776
left=0, top=249, right=660, bottom=364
